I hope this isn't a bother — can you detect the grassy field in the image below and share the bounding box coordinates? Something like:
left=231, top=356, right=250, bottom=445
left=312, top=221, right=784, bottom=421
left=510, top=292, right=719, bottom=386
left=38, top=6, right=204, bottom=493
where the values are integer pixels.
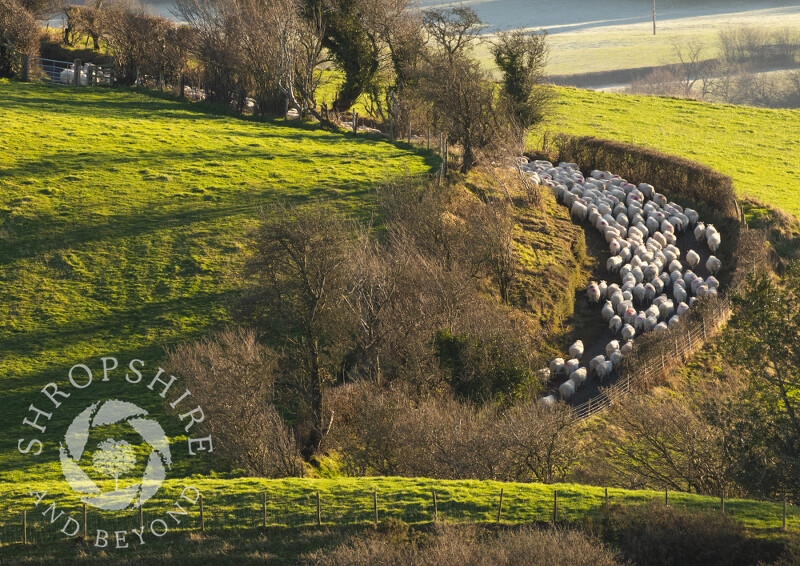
left=0, top=81, right=435, bottom=488
left=532, top=87, right=800, bottom=218
left=1, top=476, right=798, bottom=555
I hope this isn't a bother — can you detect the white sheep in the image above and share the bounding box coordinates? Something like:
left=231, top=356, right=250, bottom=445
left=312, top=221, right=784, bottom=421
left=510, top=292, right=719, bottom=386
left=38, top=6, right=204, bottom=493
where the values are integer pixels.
left=596, top=361, right=613, bottom=382
left=706, top=255, right=721, bottom=274
left=607, top=256, right=624, bottom=272
left=587, top=282, right=601, bottom=303
left=694, top=223, right=706, bottom=242
left=549, top=357, right=565, bottom=376
left=621, top=324, right=636, bottom=342
left=602, top=301, right=615, bottom=322
left=610, top=351, right=623, bottom=367
left=537, top=367, right=551, bottom=381
left=565, top=358, right=581, bottom=375
left=589, top=354, right=606, bottom=374
left=569, top=340, right=584, bottom=359
left=539, top=394, right=556, bottom=407
left=609, top=315, right=623, bottom=334
left=559, top=380, right=575, bottom=400
left=605, top=340, right=620, bottom=357
left=570, top=367, right=588, bottom=386
left=708, top=232, right=721, bottom=253
left=686, top=249, right=700, bottom=270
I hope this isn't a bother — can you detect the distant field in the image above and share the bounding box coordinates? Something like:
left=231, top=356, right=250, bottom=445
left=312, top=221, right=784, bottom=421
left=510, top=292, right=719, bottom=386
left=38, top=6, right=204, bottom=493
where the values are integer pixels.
left=0, top=81, right=434, bottom=487
left=532, top=87, right=800, bottom=218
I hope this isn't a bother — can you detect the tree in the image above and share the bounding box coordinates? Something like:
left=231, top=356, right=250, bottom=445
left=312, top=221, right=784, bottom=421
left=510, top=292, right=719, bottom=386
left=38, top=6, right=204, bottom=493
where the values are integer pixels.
left=492, top=30, right=551, bottom=129
left=422, top=6, right=484, bottom=61
left=92, top=439, right=136, bottom=490
left=0, top=0, right=40, bottom=78
left=724, top=265, right=800, bottom=501
left=164, top=328, right=303, bottom=477
left=241, top=205, right=354, bottom=458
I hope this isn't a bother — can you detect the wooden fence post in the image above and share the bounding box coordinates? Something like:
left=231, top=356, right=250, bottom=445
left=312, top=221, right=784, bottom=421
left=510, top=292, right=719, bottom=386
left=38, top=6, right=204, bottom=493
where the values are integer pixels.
left=199, top=494, right=204, bottom=531
left=139, top=504, right=143, bottom=531
left=783, top=495, right=787, bottom=530
left=553, top=490, right=558, bottom=523
left=316, top=492, right=321, bottom=526
left=432, top=490, right=438, bottom=522
left=179, top=74, right=185, bottom=98
left=497, top=488, right=504, bottom=523
left=87, top=65, right=95, bottom=86
left=407, top=119, right=411, bottom=143
left=21, top=54, right=29, bottom=82
left=73, top=59, right=81, bottom=86
left=83, top=503, right=87, bottom=538
left=605, top=488, right=609, bottom=507
left=427, top=127, right=430, bottom=150
left=353, top=111, right=358, bottom=134
left=373, top=491, right=378, bottom=526
left=702, top=318, right=707, bottom=340
left=262, top=492, right=267, bottom=528
left=721, top=492, right=725, bottom=514
left=23, top=510, right=27, bottom=545
left=665, top=489, right=669, bottom=506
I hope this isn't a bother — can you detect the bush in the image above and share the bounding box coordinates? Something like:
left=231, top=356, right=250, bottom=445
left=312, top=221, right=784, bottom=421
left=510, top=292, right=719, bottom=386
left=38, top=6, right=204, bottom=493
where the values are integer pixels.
left=0, top=0, right=39, bottom=78
left=597, top=501, right=770, bottom=566
left=310, top=524, right=623, bottom=566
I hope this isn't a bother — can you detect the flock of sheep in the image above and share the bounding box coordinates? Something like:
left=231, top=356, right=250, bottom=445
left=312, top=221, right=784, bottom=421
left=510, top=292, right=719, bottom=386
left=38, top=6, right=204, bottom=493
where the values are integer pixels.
left=518, top=160, right=723, bottom=406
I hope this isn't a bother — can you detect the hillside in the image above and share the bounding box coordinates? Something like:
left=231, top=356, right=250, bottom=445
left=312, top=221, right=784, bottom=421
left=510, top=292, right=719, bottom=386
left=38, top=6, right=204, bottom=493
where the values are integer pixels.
left=0, top=81, right=436, bottom=483
left=533, top=87, right=800, bottom=220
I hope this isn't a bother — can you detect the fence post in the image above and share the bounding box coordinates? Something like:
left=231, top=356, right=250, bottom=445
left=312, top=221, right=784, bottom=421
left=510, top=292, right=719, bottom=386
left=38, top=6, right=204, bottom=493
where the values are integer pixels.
left=23, top=509, right=27, bottom=545
left=262, top=492, right=267, bottom=528
left=407, top=119, right=411, bottom=143
left=497, top=488, right=504, bottom=523
left=21, top=54, right=29, bottom=82
left=86, top=65, right=95, bottom=86
left=443, top=137, right=448, bottom=176
left=139, top=504, right=143, bottom=531
left=702, top=318, right=707, bottom=340
left=199, top=494, right=204, bottom=531
left=373, top=491, right=378, bottom=526
left=316, top=492, right=321, bottom=526
left=665, top=489, right=669, bottom=506
left=721, top=492, right=725, bottom=514
left=427, top=127, right=430, bottom=150
left=605, top=488, right=609, bottom=507
left=353, top=111, right=358, bottom=134
left=73, top=59, right=81, bottom=86
left=553, top=490, right=558, bottom=523
left=687, top=329, right=692, bottom=351
left=783, top=495, right=787, bottom=530
left=179, top=74, right=185, bottom=98
left=83, top=503, right=87, bottom=538
left=432, top=490, right=438, bottom=522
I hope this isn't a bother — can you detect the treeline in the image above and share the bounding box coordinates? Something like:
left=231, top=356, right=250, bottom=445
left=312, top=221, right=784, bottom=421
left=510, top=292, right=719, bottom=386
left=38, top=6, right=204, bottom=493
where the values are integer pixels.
left=166, top=178, right=552, bottom=471
left=628, top=26, right=800, bottom=109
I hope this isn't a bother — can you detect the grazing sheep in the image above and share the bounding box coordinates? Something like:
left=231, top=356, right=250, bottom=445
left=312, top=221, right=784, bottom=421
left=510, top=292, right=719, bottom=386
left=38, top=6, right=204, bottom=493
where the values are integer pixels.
left=559, top=380, right=575, bottom=400
left=549, top=357, right=565, bottom=376
left=569, top=340, right=584, bottom=359
left=706, top=255, right=721, bottom=274
left=686, top=249, right=700, bottom=270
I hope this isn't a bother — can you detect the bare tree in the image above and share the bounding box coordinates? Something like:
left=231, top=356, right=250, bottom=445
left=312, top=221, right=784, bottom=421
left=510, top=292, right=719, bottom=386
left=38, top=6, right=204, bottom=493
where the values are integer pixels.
left=671, top=37, right=708, bottom=97
left=164, top=328, right=303, bottom=477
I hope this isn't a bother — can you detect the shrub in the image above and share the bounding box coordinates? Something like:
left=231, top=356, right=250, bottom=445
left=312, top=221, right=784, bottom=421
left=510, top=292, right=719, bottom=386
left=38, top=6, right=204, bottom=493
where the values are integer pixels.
left=0, top=0, right=39, bottom=78
left=597, top=501, right=769, bottom=566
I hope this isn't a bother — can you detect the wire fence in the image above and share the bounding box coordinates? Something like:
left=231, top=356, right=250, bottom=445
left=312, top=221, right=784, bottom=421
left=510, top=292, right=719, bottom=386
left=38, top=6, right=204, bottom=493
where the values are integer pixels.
left=572, top=296, right=732, bottom=421
left=1, top=483, right=797, bottom=547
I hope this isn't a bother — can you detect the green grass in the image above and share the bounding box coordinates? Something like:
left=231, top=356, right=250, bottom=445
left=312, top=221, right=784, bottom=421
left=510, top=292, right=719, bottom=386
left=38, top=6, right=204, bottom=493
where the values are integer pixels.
left=532, top=87, right=800, bottom=218
left=1, top=477, right=797, bottom=550
left=0, top=81, right=436, bottom=488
